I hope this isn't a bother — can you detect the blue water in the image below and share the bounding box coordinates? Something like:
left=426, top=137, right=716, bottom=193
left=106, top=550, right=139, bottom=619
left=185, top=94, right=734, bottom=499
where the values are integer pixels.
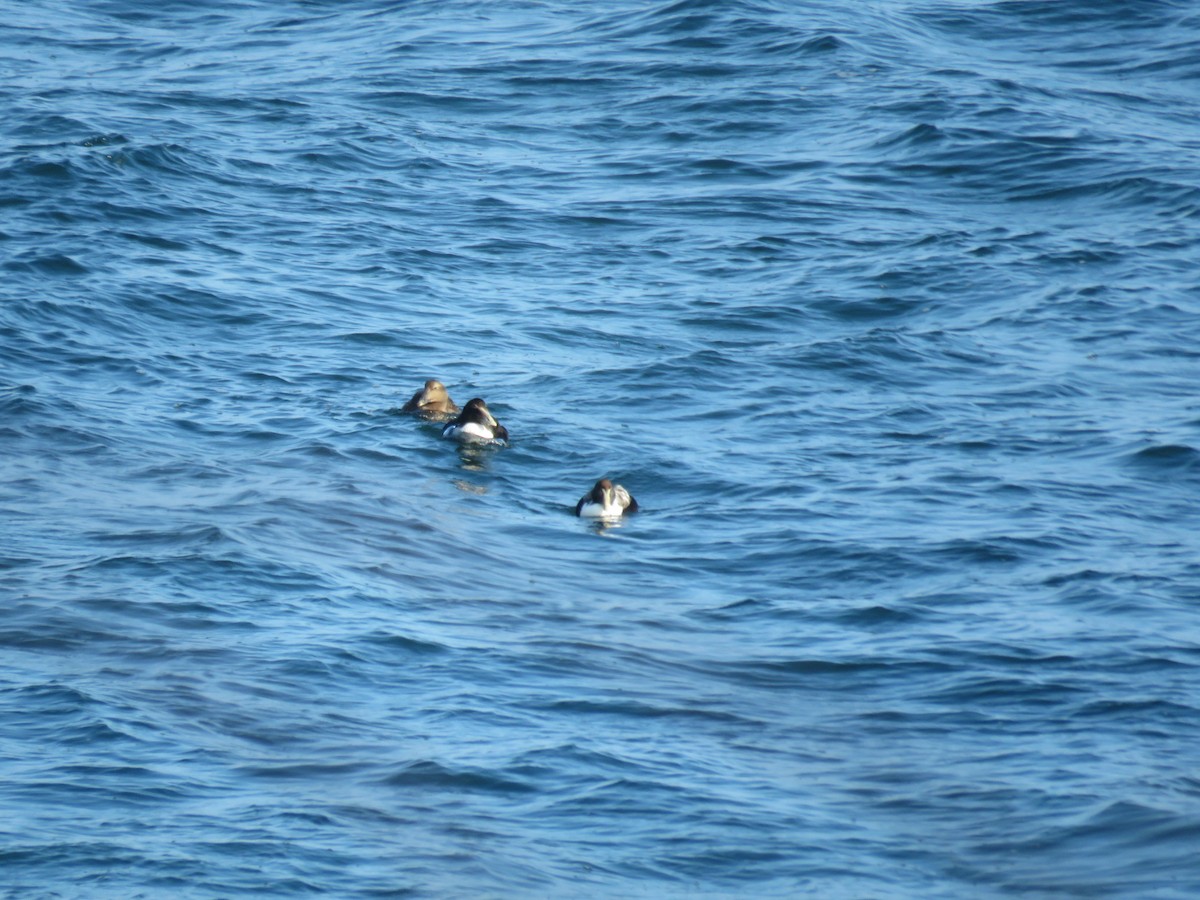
left=3, top=0, right=1200, bottom=896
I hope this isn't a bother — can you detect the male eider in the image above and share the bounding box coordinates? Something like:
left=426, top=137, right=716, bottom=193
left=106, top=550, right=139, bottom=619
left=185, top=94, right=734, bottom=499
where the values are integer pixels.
left=575, top=478, right=638, bottom=518
left=442, top=398, right=509, bottom=444
left=401, top=379, right=459, bottom=417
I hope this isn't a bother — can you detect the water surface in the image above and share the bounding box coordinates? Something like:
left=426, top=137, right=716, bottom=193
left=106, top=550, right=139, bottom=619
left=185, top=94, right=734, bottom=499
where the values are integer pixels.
left=3, top=0, right=1200, bottom=896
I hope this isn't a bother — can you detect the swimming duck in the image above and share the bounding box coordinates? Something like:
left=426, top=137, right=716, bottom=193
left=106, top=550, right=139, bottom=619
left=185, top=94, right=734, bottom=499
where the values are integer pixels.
left=441, top=398, right=509, bottom=444
left=575, top=478, right=638, bottom=518
left=401, top=379, right=459, bottom=417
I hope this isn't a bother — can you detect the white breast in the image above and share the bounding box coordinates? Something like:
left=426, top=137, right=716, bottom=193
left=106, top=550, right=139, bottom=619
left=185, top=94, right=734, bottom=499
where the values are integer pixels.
left=577, top=500, right=619, bottom=518
left=445, top=421, right=496, bottom=442
left=577, top=487, right=632, bottom=517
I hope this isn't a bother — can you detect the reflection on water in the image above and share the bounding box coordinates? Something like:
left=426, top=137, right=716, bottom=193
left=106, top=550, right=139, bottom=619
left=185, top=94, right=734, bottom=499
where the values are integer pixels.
left=455, top=443, right=507, bottom=471
left=583, top=512, right=635, bottom=536
left=3, top=0, right=1198, bottom=895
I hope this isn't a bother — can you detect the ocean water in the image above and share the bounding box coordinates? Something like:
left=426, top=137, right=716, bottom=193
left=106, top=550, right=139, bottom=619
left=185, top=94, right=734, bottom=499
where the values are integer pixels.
left=3, top=0, right=1200, bottom=896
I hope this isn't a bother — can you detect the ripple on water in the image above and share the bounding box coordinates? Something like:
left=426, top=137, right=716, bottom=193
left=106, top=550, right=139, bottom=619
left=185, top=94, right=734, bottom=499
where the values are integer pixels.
left=3, top=0, right=1200, bottom=896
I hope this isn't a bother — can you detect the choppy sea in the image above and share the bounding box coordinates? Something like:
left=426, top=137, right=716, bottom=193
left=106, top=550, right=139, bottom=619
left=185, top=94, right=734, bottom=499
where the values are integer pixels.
left=4, top=1, right=1200, bottom=896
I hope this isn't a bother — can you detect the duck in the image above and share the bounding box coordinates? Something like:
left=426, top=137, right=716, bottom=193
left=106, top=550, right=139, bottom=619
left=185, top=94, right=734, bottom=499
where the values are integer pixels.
left=400, top=379, right=459, bottom=417
left=441, top=398, right=509, bottom=444
left=575, top=478, right=638, bottom=518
